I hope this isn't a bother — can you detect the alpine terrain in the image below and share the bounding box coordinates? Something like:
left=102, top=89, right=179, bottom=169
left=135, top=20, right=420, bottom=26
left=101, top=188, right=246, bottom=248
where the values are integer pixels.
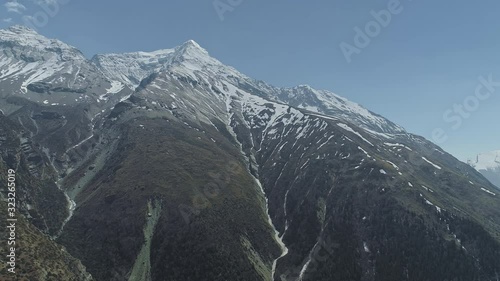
left=0, top=25, right=500, bottom=281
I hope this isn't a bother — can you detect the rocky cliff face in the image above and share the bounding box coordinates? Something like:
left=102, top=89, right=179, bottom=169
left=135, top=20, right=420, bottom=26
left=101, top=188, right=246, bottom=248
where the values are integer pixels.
left=1, top=26, right=499, bottom=281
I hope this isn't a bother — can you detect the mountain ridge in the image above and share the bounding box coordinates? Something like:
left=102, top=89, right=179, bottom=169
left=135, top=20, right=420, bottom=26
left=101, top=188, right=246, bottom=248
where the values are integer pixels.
left=1, top=25, right=500, bottom=281
left=0, top=25, right=407, bottom=136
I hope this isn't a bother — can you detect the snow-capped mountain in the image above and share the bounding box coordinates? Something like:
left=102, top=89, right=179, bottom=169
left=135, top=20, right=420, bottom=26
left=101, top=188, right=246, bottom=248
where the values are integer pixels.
left=0, top=25, right=89, bottom=93
left=92, top=39, right=406, bottom=136
left=91, top=39, right=244, bottom=89
left=471, top=150, right=500, bottom=189
left=1, top=26, right=500, bottom=281
left=0, top=25, right=129, bottom=111
left=91, top=48, right=175, bottom=89
left=0, top=25, right=406, bottom=137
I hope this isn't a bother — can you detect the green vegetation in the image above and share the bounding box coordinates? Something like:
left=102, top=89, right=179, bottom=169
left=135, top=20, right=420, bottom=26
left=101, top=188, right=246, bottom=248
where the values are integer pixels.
left=0, top=162, right=93, bottom=281
left=58, top=116, right=281, bottom=281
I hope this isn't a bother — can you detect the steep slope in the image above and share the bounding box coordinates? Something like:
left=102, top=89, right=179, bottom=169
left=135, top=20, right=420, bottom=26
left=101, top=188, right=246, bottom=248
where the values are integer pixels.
left=0, top=25, right=129, bottom=104
left=93, top=40, right=405, bottom=137
left=0, top=25, right=132, bottom=171
left=0, top=200, right=93, bottom=281
left=471, top=151, right=500, bottom=190
left=232, top=94, right=500, bottom=280
left=0, top=125, right=93, bottom=280
left=57, top=92, right=283, bottom=281
left=1, top=26, right=499, bottom=281
left=92, top=39, right=500, bottom=280
left=89, top=41, right=500, bottom=280
left=0, top=112, right=69, bottom=236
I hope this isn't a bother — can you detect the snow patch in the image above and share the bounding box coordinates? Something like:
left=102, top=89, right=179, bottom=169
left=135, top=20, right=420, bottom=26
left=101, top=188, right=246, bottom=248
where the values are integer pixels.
left=337, top=123, right=374, bottom=146
left=106, top=80, right=124, bottom=94
left=481, top=188, right=496, bottom=196
left=422, top=157, right=442, bottom=170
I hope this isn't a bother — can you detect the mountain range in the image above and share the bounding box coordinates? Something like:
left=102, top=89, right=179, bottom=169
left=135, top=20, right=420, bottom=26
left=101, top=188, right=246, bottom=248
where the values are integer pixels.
left=0, top=25, right=499, bottom=281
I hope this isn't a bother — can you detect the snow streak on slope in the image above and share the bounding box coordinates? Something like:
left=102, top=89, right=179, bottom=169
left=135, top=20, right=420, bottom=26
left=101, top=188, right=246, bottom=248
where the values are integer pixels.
left=222, top=86, right=289, bottom=280
left=337, top=123, right=374, bottom=146
left=261, top=84, right=407, bottom=135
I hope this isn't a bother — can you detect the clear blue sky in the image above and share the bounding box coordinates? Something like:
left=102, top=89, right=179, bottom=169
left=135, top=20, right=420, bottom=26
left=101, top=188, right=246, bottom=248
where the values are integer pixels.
left=2, top=0, right=500, bottom=161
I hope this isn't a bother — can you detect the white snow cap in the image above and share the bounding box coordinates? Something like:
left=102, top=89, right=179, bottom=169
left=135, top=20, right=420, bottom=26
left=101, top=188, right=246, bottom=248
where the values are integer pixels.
left=93, top=39, right=244, bottom=89
left=0, top=25, right=84, bottom=57
left=473, top=150, right=500, bottom=171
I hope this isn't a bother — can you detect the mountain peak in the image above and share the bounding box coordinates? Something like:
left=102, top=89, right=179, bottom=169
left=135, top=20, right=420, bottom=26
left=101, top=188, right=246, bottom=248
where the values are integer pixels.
left=296, top=84, right=314, bottom=90
left=93, top=38, right=246, bottom=89
left=7, top=24, right=38, bottom=34
left=181, top=39, right=202, bottom=49
left=173, top=39, right=209, bottom=60
left=0, top=24, right=82, bottom=56
left=1, top=25, right=41, bottom=42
